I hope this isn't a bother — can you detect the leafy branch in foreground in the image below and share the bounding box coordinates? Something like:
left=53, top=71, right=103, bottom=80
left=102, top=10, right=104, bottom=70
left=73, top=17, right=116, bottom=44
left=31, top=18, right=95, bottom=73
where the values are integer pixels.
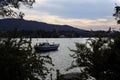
left=0, top=38, right=54, bottom=80
left=0, top=0, right=35, bottom=18
left=68, top=37, right=120, bottom=80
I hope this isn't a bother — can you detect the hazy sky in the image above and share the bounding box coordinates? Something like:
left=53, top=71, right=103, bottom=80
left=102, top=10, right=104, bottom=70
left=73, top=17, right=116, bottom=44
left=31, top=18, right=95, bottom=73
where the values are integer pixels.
left=20, top=0, right=120, bottom=30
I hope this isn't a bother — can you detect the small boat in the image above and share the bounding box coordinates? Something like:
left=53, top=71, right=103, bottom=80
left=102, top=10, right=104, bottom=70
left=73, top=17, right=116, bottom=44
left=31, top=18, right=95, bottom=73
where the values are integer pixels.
left=34, top=42, right=59, bottom=52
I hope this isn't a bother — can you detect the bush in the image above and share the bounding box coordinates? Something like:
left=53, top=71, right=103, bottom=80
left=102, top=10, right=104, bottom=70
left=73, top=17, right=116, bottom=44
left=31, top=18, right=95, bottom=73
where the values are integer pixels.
left=0, top=38, right=53, bottom=80
left=68, top=37, right=120, bottom=80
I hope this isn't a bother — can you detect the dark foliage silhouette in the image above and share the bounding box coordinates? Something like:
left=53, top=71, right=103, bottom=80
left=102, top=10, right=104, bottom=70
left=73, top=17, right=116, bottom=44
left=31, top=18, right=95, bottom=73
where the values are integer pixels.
left=0, top=38, right=53, bottom=80
left=0, top=0, right=35, bottom=18
left=68, top=35, right=120, bottom=80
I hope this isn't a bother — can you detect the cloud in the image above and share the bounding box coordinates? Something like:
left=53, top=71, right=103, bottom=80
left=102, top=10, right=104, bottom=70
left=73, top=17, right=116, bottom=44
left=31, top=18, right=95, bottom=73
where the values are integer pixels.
left=33, top=0, right=63, bottom=10
left=18, top=0, right=119, bottom=30
left=22, top=8, right=117, bottom=30
left=29, top=0, right=117, bottom=19
left=97, top=19, right=108, bottom=22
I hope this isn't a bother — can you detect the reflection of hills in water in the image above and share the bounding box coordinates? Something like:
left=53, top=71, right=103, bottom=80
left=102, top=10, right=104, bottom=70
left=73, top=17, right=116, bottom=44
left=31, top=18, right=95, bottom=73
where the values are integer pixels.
left=0, top=18, right=88, bottom=32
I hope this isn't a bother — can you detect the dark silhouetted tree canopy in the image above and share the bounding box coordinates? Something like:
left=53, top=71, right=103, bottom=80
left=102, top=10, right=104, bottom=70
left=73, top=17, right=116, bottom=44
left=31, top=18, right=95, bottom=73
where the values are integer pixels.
left=0, top=0, right=35, bottom=18
left=113, top=5, right=120, bottom=24
left=0, top=38, right=53, bottom=80
left=68, top=36, right=120, bottom=80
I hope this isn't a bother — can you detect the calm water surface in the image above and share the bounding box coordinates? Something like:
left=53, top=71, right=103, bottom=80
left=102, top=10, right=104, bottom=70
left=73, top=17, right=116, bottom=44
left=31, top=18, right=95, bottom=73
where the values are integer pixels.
left=32, top=38, right=87, bottom=75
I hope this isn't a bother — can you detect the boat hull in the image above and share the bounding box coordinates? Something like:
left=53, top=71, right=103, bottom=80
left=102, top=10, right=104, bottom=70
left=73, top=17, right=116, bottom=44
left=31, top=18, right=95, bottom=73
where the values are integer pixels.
left=34, top=45, right=59, bottom=52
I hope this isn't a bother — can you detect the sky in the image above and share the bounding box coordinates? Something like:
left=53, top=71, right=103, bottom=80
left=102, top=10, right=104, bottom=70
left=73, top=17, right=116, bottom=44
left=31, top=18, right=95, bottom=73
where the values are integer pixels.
left=19, top=0, right=120, bottom=30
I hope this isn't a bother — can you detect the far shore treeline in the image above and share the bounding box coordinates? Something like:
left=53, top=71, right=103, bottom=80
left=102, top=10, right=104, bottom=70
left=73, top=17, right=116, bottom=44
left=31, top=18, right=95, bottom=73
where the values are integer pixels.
left=0, top=19, right=119, bottom=38
left=0, top=29, right=119, bottom=38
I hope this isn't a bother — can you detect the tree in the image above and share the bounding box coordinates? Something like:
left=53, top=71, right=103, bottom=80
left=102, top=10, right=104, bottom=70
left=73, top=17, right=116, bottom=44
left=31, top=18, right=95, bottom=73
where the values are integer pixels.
left=68, top=36, right=120, bottom=80
left=0, top=0, right=35, bottom=18
left=0, top=38, right=54, bottom=80
left=0, top=0, right=54, bottom=80
left=113, top=4, right=120, bottom=24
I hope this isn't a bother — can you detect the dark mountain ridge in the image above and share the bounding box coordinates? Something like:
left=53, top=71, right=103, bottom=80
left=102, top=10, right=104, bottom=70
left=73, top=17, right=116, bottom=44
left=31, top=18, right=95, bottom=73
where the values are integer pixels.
left=0, top=19, right=117, bottom=38
left=0, top=18, right=88, bottom=33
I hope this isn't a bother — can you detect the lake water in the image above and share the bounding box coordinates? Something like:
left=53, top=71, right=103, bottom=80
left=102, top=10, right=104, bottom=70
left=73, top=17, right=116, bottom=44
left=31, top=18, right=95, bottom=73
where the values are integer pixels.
left=32, top=38, right=87, bottom=79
